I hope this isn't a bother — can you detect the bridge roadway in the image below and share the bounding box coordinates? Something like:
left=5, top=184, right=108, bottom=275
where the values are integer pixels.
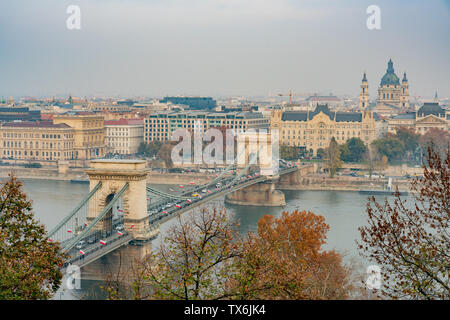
left=147, top=165, right=298, bottom=227
left=62, top=165, right=298, bottom=271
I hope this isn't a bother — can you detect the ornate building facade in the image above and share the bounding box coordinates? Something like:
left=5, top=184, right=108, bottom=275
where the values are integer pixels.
left=360, top=59, right=410, bottom=115
left=388, top=102, right=449, bottom=134
left=0, top=121, right=75, bottom=162
left=271, top=104, right=376, bottom=155
left=53, top=112, right=106, bottom=160
left=377, top=59, right=409, bottom=108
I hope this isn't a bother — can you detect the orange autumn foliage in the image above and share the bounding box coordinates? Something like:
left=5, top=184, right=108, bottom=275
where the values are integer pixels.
left=235, top=210, right=352, bottom=299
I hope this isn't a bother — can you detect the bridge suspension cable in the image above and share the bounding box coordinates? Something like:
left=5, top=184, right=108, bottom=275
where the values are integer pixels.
left=146, top=186, right=190, bottom=200
left=62, top=182, right=129, bottom=253
left=48, top=182, right=102, bottom=239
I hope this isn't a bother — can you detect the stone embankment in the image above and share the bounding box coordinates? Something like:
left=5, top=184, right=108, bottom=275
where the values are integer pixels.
left=0, top=166, right=217, bottom=185
left=0, top=166, right=411, bottom=192
left=278, top=174, right=410, bottom=192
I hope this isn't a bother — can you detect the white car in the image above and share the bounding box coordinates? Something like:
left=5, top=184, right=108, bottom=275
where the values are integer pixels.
left=76, top=240, right=85, bottom=249
left=115, top=224, right=124, bottom=231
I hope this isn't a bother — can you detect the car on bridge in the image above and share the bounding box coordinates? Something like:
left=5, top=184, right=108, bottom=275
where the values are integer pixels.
left=76, top=240, right=86, bottom=249
left=115, top=224, right=124, bottom=231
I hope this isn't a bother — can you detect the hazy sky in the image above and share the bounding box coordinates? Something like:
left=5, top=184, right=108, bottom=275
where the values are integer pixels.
left=0, top=0, right=449, bottom=99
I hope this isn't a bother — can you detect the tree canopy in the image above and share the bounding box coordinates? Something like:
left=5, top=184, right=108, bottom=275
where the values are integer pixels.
left=358, top=146, right=450, bottom=299
left=101, top=207, right=357, bottom=300
left=0, top=175, right=66, bottom=299
left=340, top=137, right=367, bottom=162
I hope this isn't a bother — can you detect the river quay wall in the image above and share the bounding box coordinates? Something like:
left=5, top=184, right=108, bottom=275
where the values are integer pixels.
left=0, top=166, right=217, bottom=185
left=278, top=174, right=410, bottom=192
left=0, top=166, right=411, bottom=192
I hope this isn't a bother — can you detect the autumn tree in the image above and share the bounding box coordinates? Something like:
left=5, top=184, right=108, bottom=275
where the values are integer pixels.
left=143, top=207, right=241, bottom=300
left=419, top=128, right=450, bottom=158
left=358, top=146, right=450, bottom=299
left=326, top=137, right=342, bottom=178
left=0, top=175, right=66, bottom=299
left=156, top=142, right=174, bottom=168
left=365, top=145, right=388, bottom=178
left=232, top=210, right=354, bottom=299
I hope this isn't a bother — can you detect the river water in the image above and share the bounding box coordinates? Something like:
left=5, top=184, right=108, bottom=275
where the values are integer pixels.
left=19, top=178, right=387, bottom=299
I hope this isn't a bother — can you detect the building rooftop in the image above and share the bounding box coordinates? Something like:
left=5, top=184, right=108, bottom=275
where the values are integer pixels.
left=104, top=119, right=144, bottom=126
left=393, top=113, right=416, bottom=120
left=1, top=121, right=72, bottom=129
left=281, top=104, right=363, bottom=122
left=147, top=110, right=266, bottom=119
left=417, top=102, right=445, bottom=117
left=306, top=95, right=341, bottom=102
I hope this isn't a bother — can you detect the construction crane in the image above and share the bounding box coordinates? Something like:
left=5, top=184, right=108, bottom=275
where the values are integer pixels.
left=278, top=89, right=295, bottom=104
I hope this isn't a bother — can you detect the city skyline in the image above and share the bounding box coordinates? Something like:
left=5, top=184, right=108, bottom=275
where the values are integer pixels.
left=0, top=0, right=449, bottom=98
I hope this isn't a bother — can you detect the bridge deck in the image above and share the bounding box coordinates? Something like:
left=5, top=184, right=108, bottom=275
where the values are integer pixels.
left=62, top=233, right=133, bottom=271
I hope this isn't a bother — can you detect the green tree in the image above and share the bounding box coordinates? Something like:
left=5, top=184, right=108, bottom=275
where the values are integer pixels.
left=138, top=141, right=163, bottom=157
left=340, top=138, right=367, bottom=162
left=280, top=145, right=301, bottom=160
left=0, top=175, right=66, bottom=299
left=371, top=137, right=405, bottom=161
left=395, top=127, right=419, bottom=158
left=316, top=148, right=326, bottom=160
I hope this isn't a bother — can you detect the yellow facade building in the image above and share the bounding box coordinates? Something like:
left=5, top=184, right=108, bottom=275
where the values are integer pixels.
left=53, top=112, right=106, bottom=160
left=271, top=104, right=376, bottom=155
left=0, top=121, right=75, bottom=162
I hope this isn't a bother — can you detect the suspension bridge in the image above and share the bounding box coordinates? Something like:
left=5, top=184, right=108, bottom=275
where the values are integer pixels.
left=50, top=151, right=311, bottom=272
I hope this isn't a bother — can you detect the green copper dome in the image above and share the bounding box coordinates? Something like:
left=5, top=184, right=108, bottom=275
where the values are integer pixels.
left=380, top=59, right=400, bottom=86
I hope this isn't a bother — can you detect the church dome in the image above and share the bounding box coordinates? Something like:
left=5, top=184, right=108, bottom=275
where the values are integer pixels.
left=380, top=59, right=400, bottom=86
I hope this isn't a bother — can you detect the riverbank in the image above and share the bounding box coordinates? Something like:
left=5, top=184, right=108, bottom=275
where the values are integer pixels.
left=278, top=174, right=410, bottom=192
left=0, top=166, right=217, bottom=185
left=0, top=166, right=411, bottom=192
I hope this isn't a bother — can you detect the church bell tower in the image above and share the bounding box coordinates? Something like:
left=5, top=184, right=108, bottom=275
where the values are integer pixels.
left=359, top=72, right=369, bottom=109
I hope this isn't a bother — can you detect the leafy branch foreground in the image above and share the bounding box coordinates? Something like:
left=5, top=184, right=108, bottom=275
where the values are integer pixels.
left=102, top=208, right=367, bottom=300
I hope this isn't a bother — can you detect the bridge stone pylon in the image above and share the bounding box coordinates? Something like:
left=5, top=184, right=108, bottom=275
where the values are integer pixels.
left=236, top=130, right=278, bottom=177
left=85, top=159, right=157, bottom=243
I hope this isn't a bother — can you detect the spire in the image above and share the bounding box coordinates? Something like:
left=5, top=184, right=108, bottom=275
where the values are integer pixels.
left=434, top=91, right=438, bottom=102
left=387, top=58, right=394, bottom=73
left=402, top=72, right=407, bottom=82
left=362, top=72, right=367, bottom=82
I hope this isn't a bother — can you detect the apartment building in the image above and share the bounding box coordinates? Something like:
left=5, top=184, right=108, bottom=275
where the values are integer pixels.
left=105, top=119, right=144, bottom=155
left=144, top=111, right=269, bottom=142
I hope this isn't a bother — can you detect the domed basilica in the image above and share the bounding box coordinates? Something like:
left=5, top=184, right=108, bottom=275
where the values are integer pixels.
left=359, top=59, right=410, bottom=116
